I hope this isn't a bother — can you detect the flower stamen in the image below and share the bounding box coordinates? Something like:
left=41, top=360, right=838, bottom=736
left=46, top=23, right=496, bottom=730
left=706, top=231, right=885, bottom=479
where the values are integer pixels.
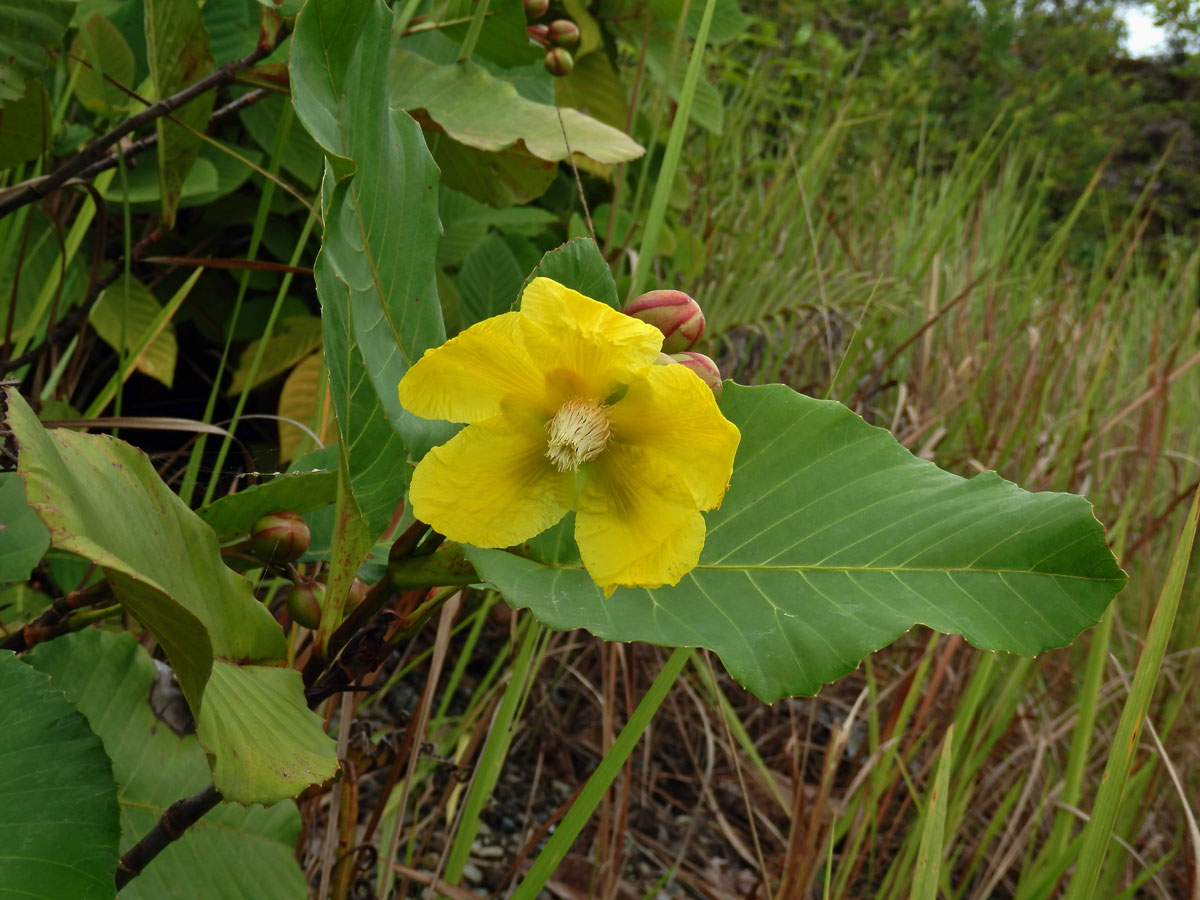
left=546, top=399, right=611, bottom=471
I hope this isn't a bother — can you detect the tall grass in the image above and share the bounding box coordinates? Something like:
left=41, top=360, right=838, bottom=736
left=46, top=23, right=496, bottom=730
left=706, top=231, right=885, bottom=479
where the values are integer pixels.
left=586, top=30, right=1200, bottom=899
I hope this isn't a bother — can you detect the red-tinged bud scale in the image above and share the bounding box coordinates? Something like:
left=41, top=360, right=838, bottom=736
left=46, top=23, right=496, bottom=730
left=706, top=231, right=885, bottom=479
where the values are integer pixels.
left=670, top=351, right=723, bottom=397
left=623, top=289, right=705, bottom=352
left=287, top=581, right=324, bottom=629
left=524, top=0, right=549, bottom=19
left=547, top=19, right=580, bottom=47
left=249, top=510, right=310, bottom=562
left=544, top=47, right=574, bottom=76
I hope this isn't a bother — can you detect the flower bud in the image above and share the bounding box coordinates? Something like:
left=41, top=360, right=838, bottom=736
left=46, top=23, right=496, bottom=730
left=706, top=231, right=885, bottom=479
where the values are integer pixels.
left=346, top=578, right=369, bottom=615
left=286, top=580, right=324, bottom=629
left=524, top=0, right=549, bottom=19
left=547, top=19, right=580, bottom=47
left=623, top=290, right=705, bottom=353
left=670, top=351, right=723, bottom=397
left=544, top=47, right=574, bottom=77
left=527, top=22, right=549, bottom=43
left=249, top=510, right=310, bottom=562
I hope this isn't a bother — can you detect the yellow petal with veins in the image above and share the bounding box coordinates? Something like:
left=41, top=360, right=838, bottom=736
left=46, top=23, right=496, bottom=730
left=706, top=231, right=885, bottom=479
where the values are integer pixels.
left=573, top=443, right=705, bottom=594
left=410, top=413, right=572, bottom=547
left=399, top=312, right=546, bottom=424
left=520, top=278, right=663, bottom=400
left=608, top=362, right=740, bottom=509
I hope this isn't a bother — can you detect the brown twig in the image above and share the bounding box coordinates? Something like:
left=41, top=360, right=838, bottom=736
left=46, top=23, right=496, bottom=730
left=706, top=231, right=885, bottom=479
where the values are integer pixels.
left=114, top=784, right=223, bottom=890
left=0, top=34, right=286, bottom=221
left=74, top=88, right=271, bottom=184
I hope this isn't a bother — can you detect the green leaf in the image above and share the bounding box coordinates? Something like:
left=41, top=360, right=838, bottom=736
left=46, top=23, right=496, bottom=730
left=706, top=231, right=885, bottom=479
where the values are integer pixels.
left=71, top=13, right=137, bottom=117
left=0, top=471, right=50, bottom=586
left=554, top=49, right=628, bottom=132
left=25, top=630, right=308, bottom=900
left=0, top=0, right=74, bottom=107
left=145, top=0, right=216, bottom=227
left=466, top=383, right=1127, bottom=702
left=198, top=466, right=337, bottom=543
left=456, top=232, right=524, bottom=327
left=202, top=0, right=258, bottom=64
left=7, top=389, right=337, bottom=802
left=433, top=0, right=541, bottom=68
left=90, top=275, right=178, bottom=388
left=102, top=154, right=220, bottom=205
left=226, top=314, right=323, bottom=395
left=432, top=137, right=558, bottom=208
left=522, top=237, right=620, bottom=310
left=292, top=0, right=453, bottom=534
left=390, top=49, right=645, bottom=165
left=0, top=650, right=119, bottom=900
left=198, top=661, right=338, bottom=804
left=240, top=91, right=324, bottom=189
left=0, top=80, right=50, bottom=170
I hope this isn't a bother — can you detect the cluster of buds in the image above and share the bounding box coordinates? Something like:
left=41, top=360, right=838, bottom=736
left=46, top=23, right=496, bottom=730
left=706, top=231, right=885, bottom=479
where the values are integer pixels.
left=524, top=0, right=580, bottom=77
left=248, top=511, right=369, bottom=630
left=623, top=289, right=725, bottom=396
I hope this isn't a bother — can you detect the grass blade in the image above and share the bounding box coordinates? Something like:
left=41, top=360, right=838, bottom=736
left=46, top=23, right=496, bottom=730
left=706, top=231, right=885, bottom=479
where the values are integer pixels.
left=1064, top=488, right=1199, bottom=900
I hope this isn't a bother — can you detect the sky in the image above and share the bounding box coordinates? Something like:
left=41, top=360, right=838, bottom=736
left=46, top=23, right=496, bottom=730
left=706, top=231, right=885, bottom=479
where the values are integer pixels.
left=1120, top=5, right=1169, bottom=56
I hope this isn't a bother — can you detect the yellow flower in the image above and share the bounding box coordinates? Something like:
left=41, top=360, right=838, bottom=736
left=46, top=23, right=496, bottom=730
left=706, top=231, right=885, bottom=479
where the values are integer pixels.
left=397, top=277, right=740, bottom=595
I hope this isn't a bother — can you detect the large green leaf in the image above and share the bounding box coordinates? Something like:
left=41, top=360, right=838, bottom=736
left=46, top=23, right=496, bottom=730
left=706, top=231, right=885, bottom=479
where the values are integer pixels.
left=145, top=0, right=216, bottom=227
left=0, top=650, right=119, bottom=900
left=467, top=383, right=1127, bottom=702
left=7, top=389, right=337, bottom=802
left=292, top=0, right=454, bottom=539
left=0, top=0, right=74, bottom=107
left=25, top=630, right=307, bottom=900
left=390, top=49, right=644, bottom=166
left=0, top=471, right=50, bottom=585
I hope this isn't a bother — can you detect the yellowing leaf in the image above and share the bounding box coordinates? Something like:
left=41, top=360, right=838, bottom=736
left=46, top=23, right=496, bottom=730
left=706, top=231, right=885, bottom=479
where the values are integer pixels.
left=277, top=351, right=335, bottom=463
left=70, top=14, right=136, bottom=117
left=228, top=314, right=324, bottom=396
left=90, top=276, right=177, bottom=388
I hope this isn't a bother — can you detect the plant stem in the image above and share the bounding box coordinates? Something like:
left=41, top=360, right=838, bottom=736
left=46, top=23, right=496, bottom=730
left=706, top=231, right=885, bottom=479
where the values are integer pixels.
left=113, top=784, right=223, bottom=890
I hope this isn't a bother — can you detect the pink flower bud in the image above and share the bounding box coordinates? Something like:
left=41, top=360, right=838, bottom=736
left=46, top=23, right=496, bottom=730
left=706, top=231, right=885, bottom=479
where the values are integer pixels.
left=524, top=0, right=549, bottom=19
left=547, top=19, right=580, bottom=47
left=527, top=23, right=549, bottom=43
left=286, top=580, right=324, bottom=629
left=249, top=510, right=310, bottom=562
left=623, top=289, right=705, bottom=353
left=670, top=351, right=723, bottom=397
left=543, top=47, right=574, bottom=76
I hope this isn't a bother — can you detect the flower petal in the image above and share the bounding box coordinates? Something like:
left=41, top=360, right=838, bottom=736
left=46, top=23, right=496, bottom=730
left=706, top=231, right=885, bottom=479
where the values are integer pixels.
left=608, top=363, right=740, bottom=509
left=520, top=278, right=663, bottom=400
left=410, top=413, right=571, bottom=547
left=574, top=444, right=706, bottom=594
left=398, top=312, right=545, bottom=424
